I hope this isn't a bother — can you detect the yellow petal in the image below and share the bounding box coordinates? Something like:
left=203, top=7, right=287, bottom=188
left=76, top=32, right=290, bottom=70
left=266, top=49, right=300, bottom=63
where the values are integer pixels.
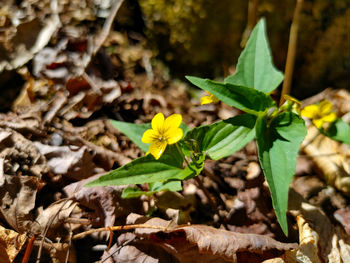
left=200, top=94, right=219, bottom=105
left=313, top=118, right=324, bottom=129
left=152, top=113, right=164, bottom=132
left=321, top=112, right=337, bottom=123
left=148, top=140, right=167, bottom=160
left=141, top=129, right=157, bottom=143
left=301, top=104, right=319, bottom=118
left=319, top=100, right=332, bottom=115
left=164, top=114, right=182, bottom=131
left=166, top=128, right=183, bottom=144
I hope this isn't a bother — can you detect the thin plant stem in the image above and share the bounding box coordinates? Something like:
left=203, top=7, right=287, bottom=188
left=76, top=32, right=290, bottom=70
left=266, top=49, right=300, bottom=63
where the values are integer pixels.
left=72, top=224, right=167, bottom=240
left=175, top=143, right=190, bottom=167
left=280, top=0, right=304, bottom=106
left=174, top=143, right=217, bottom=211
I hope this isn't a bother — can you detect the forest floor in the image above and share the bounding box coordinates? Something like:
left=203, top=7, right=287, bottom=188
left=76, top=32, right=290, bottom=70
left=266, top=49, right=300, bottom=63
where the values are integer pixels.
left=1, top=0, right=350, bottom=262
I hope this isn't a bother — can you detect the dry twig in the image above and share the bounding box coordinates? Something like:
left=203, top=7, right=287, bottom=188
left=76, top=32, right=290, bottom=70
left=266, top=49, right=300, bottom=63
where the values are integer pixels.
left=280, top=0, right=304, bottom=105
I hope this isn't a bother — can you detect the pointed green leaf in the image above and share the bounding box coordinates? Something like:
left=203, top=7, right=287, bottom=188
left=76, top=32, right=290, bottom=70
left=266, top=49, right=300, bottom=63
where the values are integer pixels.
left=225, top=18, right=284, bottom=93
left=186, top=76, right=275, bottom=113
left=256, top=112, right=306, bottom=235
left=110, top=119, right=190, bottom=153
left=185, top=114, right=256, bottom=160
left=86, top=154, right=193, bottom=187
left=110, top=120, right=150, bottom=152
left=121, top=180, right=182, bottom=198
left=324, top=118, right=350, bottom=145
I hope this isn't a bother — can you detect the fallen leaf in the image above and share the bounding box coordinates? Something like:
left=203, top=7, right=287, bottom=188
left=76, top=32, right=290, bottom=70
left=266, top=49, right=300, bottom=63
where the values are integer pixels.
left=124, top=214, right=297, bottom=263
left=32, top=199, right=77, bottom=240
left=0, top=128, right=48, bottom=232
left=64, top=175, right=140, bottom=228
left=100, top=232, right=177, bottom=263
left=284, top=215, right=322, bottom=263
left=34, top=142, right=95, bottom=180
left=289, top=188, right=350, bottom=263
left=302, top=121, right=350, bottom=196
left=0, top=225, right=27, bottom=263
left=334, top=207, right=350, bottom=235
left=0, top=11, right=60, bottom=72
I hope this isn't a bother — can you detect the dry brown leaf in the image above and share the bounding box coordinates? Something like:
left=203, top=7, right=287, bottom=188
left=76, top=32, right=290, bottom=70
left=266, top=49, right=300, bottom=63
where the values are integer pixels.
left=0, top=128, right=48, bottom=232
left=156, top=191, right=196, bottom=225
left=0, top=225, right=27, bottom=263
left=302, top=126, right=350, bottom=196
left=64, top=175, right=140, bottom=228
left=0, top=14, right=60, bottom=72
left=334, top=207, right=350, bottom=235
left=289, top=188, right=350, bottom=263
left=32, top=199, right=77, bottom=240
left=284, top=215, right=321, bottom=263
left=34, top=142, right=95, bottom=180
left=125, top=214, right=297, bottom=263
left=100, top=232, right=178, bottom=263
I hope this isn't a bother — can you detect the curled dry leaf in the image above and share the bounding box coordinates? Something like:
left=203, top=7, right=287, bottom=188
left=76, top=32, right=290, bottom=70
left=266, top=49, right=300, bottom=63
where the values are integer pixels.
left=0, top=225, right=27, bottom=263
left=117, top=214, right=297, bottom=263
left=0, top=128, right=48, bottom=232
left=334, top=207, right=350, bottom=235
left=34, top=142, right=95, bottom=180
left=302, top=126, right=350, bottom=196
left=284, top=215, right=321, bottom=263
left=0, top=3, right=60, bottom=72
left=64, top=175, right=140, bottom=228
left=289, top=188, right=350, bottom=263
left=32, top=199, right=77, bottom=240
left=100, top=232, right=177, bottom=263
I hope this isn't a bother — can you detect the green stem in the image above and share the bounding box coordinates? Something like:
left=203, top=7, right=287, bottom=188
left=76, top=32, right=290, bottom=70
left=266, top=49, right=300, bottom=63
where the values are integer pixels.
left=175, top=143, right=190, bottom=167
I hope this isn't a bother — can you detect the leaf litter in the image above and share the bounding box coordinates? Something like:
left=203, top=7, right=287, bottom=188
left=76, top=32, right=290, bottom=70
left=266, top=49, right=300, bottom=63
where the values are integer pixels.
left=0, top=0, right=350, bottom=262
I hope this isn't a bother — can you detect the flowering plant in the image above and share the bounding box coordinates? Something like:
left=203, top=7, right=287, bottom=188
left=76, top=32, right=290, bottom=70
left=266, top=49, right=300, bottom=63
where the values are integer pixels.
left=87, top=19, right=350, bottom=235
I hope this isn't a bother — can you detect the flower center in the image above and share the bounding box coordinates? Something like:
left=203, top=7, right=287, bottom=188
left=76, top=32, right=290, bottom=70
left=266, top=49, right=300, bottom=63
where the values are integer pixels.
left=157, top=136, right=166, bottom=142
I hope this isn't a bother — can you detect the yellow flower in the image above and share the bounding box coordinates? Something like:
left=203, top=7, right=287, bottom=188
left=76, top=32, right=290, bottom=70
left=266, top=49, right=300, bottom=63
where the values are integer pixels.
left=200, top=92, right=219, bottom=105
left=301, top=100, right=337, bottom=129
left=283, top=94, right=301, bottom=114
left=141, top=113, right=183, bottom=160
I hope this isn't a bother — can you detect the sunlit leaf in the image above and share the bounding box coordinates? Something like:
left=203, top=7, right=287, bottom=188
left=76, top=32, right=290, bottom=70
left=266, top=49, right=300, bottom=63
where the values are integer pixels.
left=186, top=76, right=275, bottom=114
left=256, top=112, right=306, bottom=235
left=225, top=18, right=284, bottom=93
left=184, top=114, right=256, bottom=160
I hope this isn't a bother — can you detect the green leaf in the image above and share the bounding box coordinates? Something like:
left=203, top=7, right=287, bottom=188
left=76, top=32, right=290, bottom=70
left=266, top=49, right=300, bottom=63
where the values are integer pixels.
left=121, top=180, right=182, bottom=198
left=110, top=120, right=190, bottom=153
left=85, top=153, right=193, bottom=187
left=186, top=76, right=275, bottom=113
left=324, top=118, right=350, bottom=145
left=110, top=120, right=150, bottom=152
left=184, top=114, right=256, bottom=160
left=256, top=112, right=306, bottom=235
left=225, top=18, right=284, bottom=93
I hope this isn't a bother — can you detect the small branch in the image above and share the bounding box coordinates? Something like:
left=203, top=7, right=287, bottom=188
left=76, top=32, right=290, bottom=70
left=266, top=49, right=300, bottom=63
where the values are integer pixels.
left=72, top=224, right=167, bottom=240
left=21, top=235, right=36, bottom=263
left=279, top=0, right=304, bottom=106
